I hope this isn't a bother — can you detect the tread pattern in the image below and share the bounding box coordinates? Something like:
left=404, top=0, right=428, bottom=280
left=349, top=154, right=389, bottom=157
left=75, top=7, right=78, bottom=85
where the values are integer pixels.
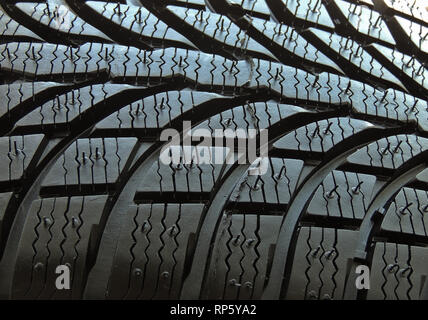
left=0, top=0, right=427, bottom=301
left=11, top=195, right=110, bottom=299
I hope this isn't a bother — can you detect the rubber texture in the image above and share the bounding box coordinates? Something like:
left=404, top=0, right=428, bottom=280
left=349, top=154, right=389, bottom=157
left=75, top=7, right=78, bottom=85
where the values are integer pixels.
left=0, top=0, right=427, bottom=300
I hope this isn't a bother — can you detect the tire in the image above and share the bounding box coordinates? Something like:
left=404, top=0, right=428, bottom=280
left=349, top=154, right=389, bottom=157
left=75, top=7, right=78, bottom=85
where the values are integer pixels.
left=0, top=0, right=427, bottom=300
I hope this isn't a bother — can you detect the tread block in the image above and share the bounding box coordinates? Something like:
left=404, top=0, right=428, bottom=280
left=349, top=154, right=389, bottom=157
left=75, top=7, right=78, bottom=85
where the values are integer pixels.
left=165, top=6, right=277, bottom=61
left=203, top=214, right=282, bottom=299
left=14, top=3, right=112, bottom=43
left=346, top=134, right=428, bottom=174
left=0, top=82, right=69, bottom=134
left=380, top=0, right=428, bottom=27
left=107, top=203, right=204, bottom=299
left=15, top=84, right=142, bottom=134
left=192, top=102, right=310, bottom=138
left=265, top=0, right=335, bottom=30
left=85, top=2, right=196, bottom=50
left=333, top=0, right=396, bottom=46
left=229, top=157, right=304, bottom=206
left=11, top=195, right=110, bottom=299
left=393, top=15, right=427, bottom=56
left=134, top=147, right=229, bottom=202
left=0, top=42, right=109, bottom=81
left=286, top=227, right=358, bottom=300
left=381, top=187, right=428, bottom=237
left=307, top=170, right=377, bottom=220
left=0, top=8, right=43, bottom=42
left=273, top=117, right=375, bottom=156
left=247, top=18, right=343, bottom=74
left=95, top=90, right=232, bottom=136
left=367, top=43, right=427, bottom=96
left=0, top=134, right=46, bottom=189
left=243, top=62, right=349, bottom=106
left=303, top=28, right=405, bottom=91
left=40, top=137, right=138, bottom=196
left=349, top=84, right=428, bottom=131
left=368, top=242, right=428, bottom=300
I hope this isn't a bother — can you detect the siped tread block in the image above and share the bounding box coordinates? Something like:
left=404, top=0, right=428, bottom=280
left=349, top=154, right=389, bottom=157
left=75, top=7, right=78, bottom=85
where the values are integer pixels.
left=95, top=90, right=233, bottom=137
left=273, top=117, right=377, bottom=156
left=238, top=16, right=344, bottom=74
left=0, top=82, right=71, bottom=135
left=84, top=1, right=197, bottom=50
left=11, top=195, right=110, bottom=299
left=346, top=134, right=428, bottom=174
left=332, top=0, right=396, bottom=46
left=366, top=42, right=428, bottom=97
left=13, top=84, right=144, bottom=135
left=306, top=170, right=377, bottom=220
left=164, top=5, right=278, bottom=61
left=0, top=8, right=44, bottom=43
left=302, top=28, right=406, bottom=91
left=264, top=0, right=335, bottom=31
left=134, top=146, right=230, bottom=202
left=286, top=226, right=359, bottom=300
left=106, top=203, right=204, bottom=299
left=374, top=0, right=428, bottom=28
left=40, top=137, right=138, bottom=197
left=368, top=242, right=428, bottom=300
left=11, top=2, right=113, bottom=45
left=202, top=213, right=282, bottom=299
left=381, top=187, right=428, bottom=237
left=0, top=134, right=46, bottom=189
left=229, top=157, right=304, bottom=207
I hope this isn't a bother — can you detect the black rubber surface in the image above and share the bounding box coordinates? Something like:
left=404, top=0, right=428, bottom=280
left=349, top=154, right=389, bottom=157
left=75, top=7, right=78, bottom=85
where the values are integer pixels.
left=0, top=0, right=427, bottom=300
